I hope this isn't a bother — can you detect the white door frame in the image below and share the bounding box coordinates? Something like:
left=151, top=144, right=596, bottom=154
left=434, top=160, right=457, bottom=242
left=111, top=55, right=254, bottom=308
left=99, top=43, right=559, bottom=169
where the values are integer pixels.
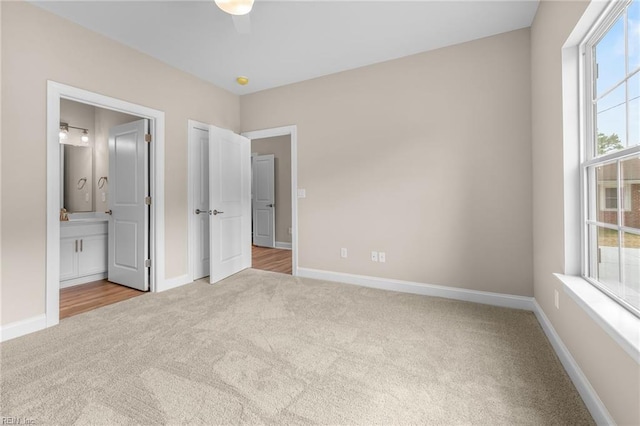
left=242, top=125, right=299, bottom=276
left=46, top=81, right=166, bottom=328
left=187, top=119, right=211, bottom=282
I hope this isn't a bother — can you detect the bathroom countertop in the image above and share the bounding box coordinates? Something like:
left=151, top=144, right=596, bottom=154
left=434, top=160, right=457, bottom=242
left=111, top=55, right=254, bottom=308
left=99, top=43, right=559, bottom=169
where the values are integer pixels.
left=61, top=212, right=109, bottom=225
left=61, top=218, right=108, bottom=225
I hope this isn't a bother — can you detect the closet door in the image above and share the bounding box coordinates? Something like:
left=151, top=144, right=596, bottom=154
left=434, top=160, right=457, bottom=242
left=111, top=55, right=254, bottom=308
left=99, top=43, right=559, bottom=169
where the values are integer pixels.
left=208, top=126, right=251, bottom=283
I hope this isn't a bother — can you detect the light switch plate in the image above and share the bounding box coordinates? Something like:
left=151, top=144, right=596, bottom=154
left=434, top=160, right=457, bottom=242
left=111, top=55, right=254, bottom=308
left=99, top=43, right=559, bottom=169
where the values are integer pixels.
left=297, top=188, right=306, bottom=198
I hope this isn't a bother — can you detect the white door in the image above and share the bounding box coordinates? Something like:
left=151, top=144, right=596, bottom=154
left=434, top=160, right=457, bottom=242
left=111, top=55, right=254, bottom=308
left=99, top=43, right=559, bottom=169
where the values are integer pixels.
left=191, top=126, right=210, bottom=280
left=252, top=154, right=276, bottom=248
left=107, top=119, right=149, bottom=291
left=209, top=126, right=251, bottom=283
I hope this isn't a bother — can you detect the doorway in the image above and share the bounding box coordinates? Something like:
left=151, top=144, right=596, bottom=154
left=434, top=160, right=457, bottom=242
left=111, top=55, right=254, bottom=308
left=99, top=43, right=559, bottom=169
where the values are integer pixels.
left=46, top=81, right=166, bottom=329
left=58, top=99, right=149, bottom=319
left=250, top=136, right=293, bottom=275
left=244, top=126, right=299, bottom=276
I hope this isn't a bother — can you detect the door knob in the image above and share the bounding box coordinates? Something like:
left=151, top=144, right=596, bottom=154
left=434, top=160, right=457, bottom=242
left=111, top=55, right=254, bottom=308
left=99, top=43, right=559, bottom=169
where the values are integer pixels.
left=195, top=209, right=204, bottom=214
left=210, top=210, right=224, bottom=215
left=267, top=204, right=274, bottom=207
left=105, top=210, right=112, bottom=215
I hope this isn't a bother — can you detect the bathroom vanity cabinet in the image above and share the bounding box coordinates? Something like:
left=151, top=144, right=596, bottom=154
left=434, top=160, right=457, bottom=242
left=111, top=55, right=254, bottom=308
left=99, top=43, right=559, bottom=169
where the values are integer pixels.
left=60, top=220, right=108, bottom=287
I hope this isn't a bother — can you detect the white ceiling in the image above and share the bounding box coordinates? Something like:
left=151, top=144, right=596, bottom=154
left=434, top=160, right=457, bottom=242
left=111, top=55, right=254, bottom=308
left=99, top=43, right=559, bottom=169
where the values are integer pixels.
left=32, top=0, right=539, bottom=95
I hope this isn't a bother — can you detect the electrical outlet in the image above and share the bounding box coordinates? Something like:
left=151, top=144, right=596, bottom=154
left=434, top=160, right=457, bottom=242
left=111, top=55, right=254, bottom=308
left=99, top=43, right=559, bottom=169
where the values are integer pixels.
left=371, top=251, right=378, bottom=262
left=379, top=252, right=386, bottom=263
left=341, top=248, right=348, bottom=258
left=554, top=289, right=560, bottom=310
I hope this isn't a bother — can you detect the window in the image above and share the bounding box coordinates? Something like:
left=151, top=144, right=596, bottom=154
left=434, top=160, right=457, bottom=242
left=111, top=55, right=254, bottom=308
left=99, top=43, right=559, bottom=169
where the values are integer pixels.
left=599, top=182, right=632, bottom=211
left=605, top=187, right=618, bottom=209
left=582, top=0, right=640, bottom=317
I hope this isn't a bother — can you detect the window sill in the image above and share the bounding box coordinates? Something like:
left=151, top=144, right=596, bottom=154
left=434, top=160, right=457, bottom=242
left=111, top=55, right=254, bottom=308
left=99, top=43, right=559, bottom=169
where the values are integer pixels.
left=554, top=274, right=640, bottom=364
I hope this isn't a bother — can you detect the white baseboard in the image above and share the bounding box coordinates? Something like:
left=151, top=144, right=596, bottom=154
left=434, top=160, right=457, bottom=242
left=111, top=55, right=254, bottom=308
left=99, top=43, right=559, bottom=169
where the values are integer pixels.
left=60, top=272, right=108, bottom=289
left=158, top=274, right=191, bottom=292
left=275, top=241, right=292, bottom=250
left=297, top=267, right=535, bottom=311
left=532, top=300, right=614, bottom=425
left=1, top=314, right=47, bottom=342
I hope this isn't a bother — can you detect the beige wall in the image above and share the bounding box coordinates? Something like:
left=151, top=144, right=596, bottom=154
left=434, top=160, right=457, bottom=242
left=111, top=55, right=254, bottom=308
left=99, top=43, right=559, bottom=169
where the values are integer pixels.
left=0, top=1, right=240, bottom=325
left=242, top=28, right=533, bottom=296
left=531, top=1, right=640, bottom=424
left=252, top=136, right=292, bottom=244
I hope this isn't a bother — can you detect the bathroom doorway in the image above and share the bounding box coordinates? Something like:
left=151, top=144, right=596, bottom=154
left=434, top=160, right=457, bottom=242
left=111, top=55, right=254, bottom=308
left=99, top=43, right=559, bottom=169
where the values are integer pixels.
left=46, top=81, right=166, bottom=328
left=58, top=99, right=149, bottom=319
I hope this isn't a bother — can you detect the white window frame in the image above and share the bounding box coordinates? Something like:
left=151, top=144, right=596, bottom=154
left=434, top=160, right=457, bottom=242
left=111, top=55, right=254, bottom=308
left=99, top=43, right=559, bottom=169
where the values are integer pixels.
left=580, top=0, right=640, bottom=318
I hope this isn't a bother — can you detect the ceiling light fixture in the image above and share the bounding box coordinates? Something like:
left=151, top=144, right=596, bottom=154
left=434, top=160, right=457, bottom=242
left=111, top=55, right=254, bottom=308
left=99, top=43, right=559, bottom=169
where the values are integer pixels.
left=59, top=122, right=90, bottom=146
left=236, top=76, right=249, bottom=86
left=215, top=0, right=254, bottom=16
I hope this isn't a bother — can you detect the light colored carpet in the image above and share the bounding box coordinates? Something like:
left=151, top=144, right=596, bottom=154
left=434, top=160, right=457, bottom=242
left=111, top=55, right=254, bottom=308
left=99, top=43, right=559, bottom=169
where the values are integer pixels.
left=1, top=269, right=593, bottom=425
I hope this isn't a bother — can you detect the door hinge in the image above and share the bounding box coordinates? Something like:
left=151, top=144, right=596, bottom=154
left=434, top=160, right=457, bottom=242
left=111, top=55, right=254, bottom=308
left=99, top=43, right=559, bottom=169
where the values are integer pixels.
left=145, top=196, right=152, bottom=205
left=145, top=259, right=152, bottom=268
left=145, top=133, right=152, bottom=143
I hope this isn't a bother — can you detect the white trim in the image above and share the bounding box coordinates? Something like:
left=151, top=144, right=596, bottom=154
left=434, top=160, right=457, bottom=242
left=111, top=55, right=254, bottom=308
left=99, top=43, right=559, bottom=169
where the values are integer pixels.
left=1, top=315, right=47, bottom=343
left=60, top=273, right=108, bottom=289
left=275, top=241, right=292, bottom=250
left=555, top=273, right=640, bottom=364
left=161, top=274, right=192, bottom=292
left=187, top=119, right=212, bottom=283
left=47, top=81, right=166, bottom=329
left=532, top=300, right=615, bottom=425
left=297, top=267, right=534, bottom=311
left=561, top=43, right=583, bottom=276
left=242, top=125, right=299, bottom=276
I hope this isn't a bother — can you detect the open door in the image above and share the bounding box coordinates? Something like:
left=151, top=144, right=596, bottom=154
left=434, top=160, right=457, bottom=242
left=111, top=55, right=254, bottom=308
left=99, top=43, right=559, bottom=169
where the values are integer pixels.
left=252, top=154, right=276, bottom=248
left=191, top=126, right=210, bottom=280
left=107, top=119, right=149, bottom=291
left=209, top=126, right=251, bottom=283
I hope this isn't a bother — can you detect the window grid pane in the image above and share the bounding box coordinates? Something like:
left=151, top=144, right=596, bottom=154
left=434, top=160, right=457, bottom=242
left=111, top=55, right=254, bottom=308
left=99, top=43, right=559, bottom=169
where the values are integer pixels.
left=622, top=232, right=640, bottom=311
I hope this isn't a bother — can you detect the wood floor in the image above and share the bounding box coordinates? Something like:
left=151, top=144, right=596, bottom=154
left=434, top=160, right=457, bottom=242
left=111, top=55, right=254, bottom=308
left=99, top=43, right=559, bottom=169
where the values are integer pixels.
left=60, top=280, right=146, bottom=320
left=60, top=247, right=290, bottom=319
left=252, top=245, right=292, bottom=275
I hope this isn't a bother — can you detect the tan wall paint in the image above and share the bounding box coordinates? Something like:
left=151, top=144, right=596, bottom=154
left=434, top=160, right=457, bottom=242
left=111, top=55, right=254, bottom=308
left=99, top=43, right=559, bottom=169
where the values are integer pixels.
left=531, top=1, right=640, bottom=424
left=0, top=1, right=240, bottom=325
left=241, top=28, right=533, bottom=296
left=252, top=136, right=292, bottom=244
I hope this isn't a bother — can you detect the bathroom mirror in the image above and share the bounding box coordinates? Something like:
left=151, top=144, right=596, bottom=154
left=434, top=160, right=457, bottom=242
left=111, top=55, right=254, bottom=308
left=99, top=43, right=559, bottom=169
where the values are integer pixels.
left=63, top=145, right=93, bottom=212
left=60, top=98, right=140, bottom=215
